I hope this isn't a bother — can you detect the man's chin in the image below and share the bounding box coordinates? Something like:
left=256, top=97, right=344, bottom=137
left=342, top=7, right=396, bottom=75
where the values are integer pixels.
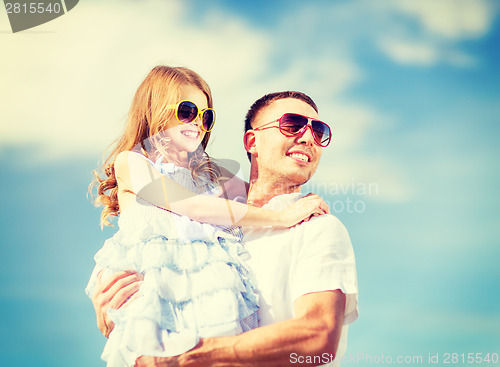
left=280, top=171, right=312, bottom=188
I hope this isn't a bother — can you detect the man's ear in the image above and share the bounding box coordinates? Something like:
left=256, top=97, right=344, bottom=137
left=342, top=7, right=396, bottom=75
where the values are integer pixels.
left=243, top=130, right=258, bottom=158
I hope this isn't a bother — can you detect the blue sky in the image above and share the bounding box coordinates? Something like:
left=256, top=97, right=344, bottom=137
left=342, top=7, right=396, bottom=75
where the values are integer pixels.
left=1, top=0, right=499, bottom=366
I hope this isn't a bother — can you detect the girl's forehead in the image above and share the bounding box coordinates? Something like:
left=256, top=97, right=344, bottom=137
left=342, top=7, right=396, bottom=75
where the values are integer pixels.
left=178, top=85, right=208, bottom=108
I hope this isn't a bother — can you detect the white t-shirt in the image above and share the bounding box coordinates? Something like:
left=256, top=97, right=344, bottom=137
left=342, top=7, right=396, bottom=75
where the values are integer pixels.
left=243, top=193, right=359, bottom=366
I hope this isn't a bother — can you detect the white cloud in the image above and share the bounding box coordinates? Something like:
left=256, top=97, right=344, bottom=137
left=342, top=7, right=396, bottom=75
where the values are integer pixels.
left=377, top=37, right=478, bottom=67
left=373, top=0, right=498, bottom=67
left=392, top=0, right=496, bottom=40
left=378, top=38, right=439, bottom=66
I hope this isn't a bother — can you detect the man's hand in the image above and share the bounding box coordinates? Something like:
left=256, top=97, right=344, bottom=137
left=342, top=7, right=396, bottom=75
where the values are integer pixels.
left=92, top=270, right=143, bottom=337
left=134, top=356, right=177, bottom=367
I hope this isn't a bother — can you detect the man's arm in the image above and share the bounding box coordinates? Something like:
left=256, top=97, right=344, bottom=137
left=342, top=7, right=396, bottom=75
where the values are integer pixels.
left=135, top=290, right=346, bottom=367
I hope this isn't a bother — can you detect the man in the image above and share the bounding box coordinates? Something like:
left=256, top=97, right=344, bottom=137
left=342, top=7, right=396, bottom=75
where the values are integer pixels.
left=91, top=91, right=358, bottom=366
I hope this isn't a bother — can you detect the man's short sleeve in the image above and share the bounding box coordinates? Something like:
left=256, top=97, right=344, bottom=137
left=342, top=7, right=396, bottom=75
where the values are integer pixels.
left=290, top=214, right=358, bottom=324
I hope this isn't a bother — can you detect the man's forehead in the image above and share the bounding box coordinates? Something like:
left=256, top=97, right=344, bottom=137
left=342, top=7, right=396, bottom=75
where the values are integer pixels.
left=256, top=98, right=319, bottom=123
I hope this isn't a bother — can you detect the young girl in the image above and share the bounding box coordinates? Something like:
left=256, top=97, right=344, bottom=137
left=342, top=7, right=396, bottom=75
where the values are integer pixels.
left=86, top=66, right=328, bottom=366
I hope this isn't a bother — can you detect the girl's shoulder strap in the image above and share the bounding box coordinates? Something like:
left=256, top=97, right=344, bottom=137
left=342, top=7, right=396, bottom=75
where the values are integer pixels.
left=117, top=149, right=150, bottom=162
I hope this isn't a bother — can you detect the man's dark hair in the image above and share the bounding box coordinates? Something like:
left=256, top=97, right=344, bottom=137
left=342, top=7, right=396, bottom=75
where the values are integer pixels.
left=244, top=91, right=318, bottom=161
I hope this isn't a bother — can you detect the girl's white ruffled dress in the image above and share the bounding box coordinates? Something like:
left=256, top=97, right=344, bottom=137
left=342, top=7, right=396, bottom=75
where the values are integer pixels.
left=86, top=158, right=259, bottom=367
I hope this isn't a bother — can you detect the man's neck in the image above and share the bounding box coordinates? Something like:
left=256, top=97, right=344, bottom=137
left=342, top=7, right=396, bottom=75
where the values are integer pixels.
left=246, top=179, right=301, bottom=207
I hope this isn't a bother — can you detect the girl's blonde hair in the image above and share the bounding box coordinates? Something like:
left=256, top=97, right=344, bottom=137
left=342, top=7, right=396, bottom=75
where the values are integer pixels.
left=90, top=65, right=221, bottom=227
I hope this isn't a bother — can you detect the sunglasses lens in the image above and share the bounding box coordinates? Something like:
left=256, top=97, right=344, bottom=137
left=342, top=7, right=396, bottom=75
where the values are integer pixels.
left=177, top=101, right=198, bottom=123
left=202, top=109, right=215, bottom=131
left=311, top=120, right=331, bottom=146
left=280, top=114, right=308, bottom=134
left=280, top=114, right=331, bottom=146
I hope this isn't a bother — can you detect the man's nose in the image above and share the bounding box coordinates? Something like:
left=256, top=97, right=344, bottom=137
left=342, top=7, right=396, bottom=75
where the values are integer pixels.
left=296, top=124, right=315, bottom=145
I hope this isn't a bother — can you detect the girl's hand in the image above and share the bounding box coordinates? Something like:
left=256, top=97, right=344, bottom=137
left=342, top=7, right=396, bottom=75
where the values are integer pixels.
left=277, top=193, right=330, bottom=227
